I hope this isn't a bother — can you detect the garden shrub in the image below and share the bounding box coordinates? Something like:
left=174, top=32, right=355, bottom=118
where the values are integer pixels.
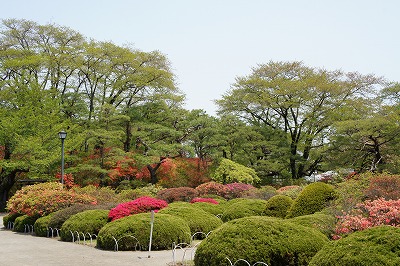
left=190, top=197, right=218, bottom=204
left=194, top=216, right=329, bottom=266
left=288, top=212, right=337, bottom=238
left=2, top=212, right=22, bottom=228
left=159, top=205, right=223, bottom=235
left=334, top=198, right=400, bottom=238
left=286, top=182, right=335, bottom=218
left=221, top=199, right=267, bottom=222
left=108, top=196, right=168, bottom=221
left=195, top=182, right=228, bottom=198
left=6, top=182, right=96, bottom=217
left=190, top=202, right=224, bottom=216
left=212, top=158, right=260, bottom=185
left=117, top=184, right=163, bottom=202
left=73, top=185, right=118, bottom=204
left=224, top=183, right=255, bottom=199
left=276, top=185, right=303, bottom=199
left=364, top=174, right=400, bottom=200
left=97, top=212, right=191, bottom=251
left=13, top=215, right=39, bottom=233
left=60, top=209, right=109, bottom=241
left=34, top=213, right=56, bottom=237
left=309, top=226, right=400, bottom=266
left=263, top=194, right=294, bottom=218
left=242, top=185, right=277, bottom=200
left=156, top=187, right=198, bottom=203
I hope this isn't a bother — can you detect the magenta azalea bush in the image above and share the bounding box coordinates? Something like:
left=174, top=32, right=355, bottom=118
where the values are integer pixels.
left=108, top=196, right=168, bottom=221
left=225, top=182, right=255, bottom=199
left=6, top=182, right=97, bottom=217
left=334, top=198, right=400, bottom=239
left=190, top=197, right=219, bottom=204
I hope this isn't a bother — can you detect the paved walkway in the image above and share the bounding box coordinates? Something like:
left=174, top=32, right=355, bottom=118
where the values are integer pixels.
left=0, top=213, right=193, bottom=266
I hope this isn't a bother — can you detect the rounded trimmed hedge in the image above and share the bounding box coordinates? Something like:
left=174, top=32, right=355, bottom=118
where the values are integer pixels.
left=190, top=202, right=224, bottom=216
left=264, top=194, right=294, bottom=218
left=309, top=226, right=400, bottom=266
left=288, top=212, right=337, bottom=238
left=286, top=182, right=335, bottom=218
left=60, top=209, right=109, bottom=241
left=159, top=205, right=223, bottom=235
left=97, top=212, right=191, bottom=251
left=13, top=215, right=39, bottom=232
left=34, top=213, right=55, bottom=237
left=194, top=216, right=329, bottom=266
left=48, top=204, right=103, bottom=229
left=221, top=199, right=267, bottom=222
left=2, top=212, right=22, bottom=228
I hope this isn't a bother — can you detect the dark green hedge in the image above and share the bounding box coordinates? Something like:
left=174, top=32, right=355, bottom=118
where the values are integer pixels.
left=288, top=212, right=337, bottom=238
left=97, top=212, right=191, bottom=251
left=221, top=199, right=267, bottom=222
left=190, top=202, right=224, bottom=216
left=34, top=213, right=55, bottom=237
left=159, top=205, right=223, bottom=235
left=286, top=182, right=335, bottom=218
left=264, top=194, right=294, bottom=218
left=60, top=209, right=109, bottom=241
left=194, top=216, right=329, bottom=266
left=309, top=226, right=400, bottom=266
left=13, top=215, right=39, bottom=233
left=2, top=212, right=21, bottom=228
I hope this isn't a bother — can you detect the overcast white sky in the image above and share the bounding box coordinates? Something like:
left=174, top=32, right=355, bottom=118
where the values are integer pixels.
left=1, top=0, right=399, bottom=115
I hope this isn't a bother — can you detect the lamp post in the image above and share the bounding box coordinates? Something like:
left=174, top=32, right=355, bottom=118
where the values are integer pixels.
left=58, top=131, right=67, bottom=186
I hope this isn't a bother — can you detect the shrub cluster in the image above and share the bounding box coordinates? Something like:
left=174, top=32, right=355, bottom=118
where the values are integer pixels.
left=276, top=185, right=303, bottom=199
left=195, top=182, right=227, bottom=198
left=309, top=226, right=400, bottom=266
left=108, top=196, right=168, bottom=221
left=159, top=205, right=223, bottom=235
left=221, top=199, right=267, bottom=222
left=60, top=209, right=109, bottom=241
left=34, top=213, right=55, bottom=237
left=116, top=184, right=163, bottom=202
left=190, top=202, right=224, bottom=216
left=288, top=212, right=337, bottom=238
left=224, top=183, right=255, bottom=199
left=97, top=213, right=191, bottom=251
left=13, top=215, right=39, bottom=232
left=263, top=194, right=293, bottom=218
left=73, top=185, right=118, bottom=204
left=190, top=198, right=218, bottom=204
left=194, top=216, right=328, bottom=266
left=6, top=182, right=97, bottom=217
left=242, top=185, right=277, bottom=200
left=286, top=182, right=335, bottom=218
left=364, top=174, right=400, bottom=200
left=156, top=187, right=198, bottom=203
left=2, top=212, right=22, bottom=228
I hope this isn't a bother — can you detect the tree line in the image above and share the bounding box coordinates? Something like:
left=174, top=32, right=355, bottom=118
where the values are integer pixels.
left=1, top=19, right=400, bottom=209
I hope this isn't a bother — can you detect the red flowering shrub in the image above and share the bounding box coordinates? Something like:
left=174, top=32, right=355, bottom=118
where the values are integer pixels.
left=195, top=182, right=228, bottom=198
left=364, top=174, right=400, bottom=200
left=190, top=198, right=219, bottom=204
left=224, top=183, right=255, bottom=199
left=55, top=173, right=77, bottom=189
left=156, top=187, right=198, bottom=203
left=108, top=196, right=168, bottom=221
left=334, top=198, right=400, bottom=239
left=6, top=182, right=97, bottom=217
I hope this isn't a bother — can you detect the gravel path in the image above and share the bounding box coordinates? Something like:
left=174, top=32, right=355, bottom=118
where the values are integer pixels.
left=0, top=213, right=193, bottom=266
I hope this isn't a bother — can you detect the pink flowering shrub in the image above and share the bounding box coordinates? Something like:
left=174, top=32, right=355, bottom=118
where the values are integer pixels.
left=224, top=183, right=255, bottom=199
left=108, top=196, right=168, bottom=221
left=190, top=197, right=219, bottom=204
left=156, top=187, right=198, bottom=203
left=334, top=198, right=400, bottom=239
left=6, top=182, right=97, bottom=217
left=364, top=174, right=400, bottom=200
left=195, top=182, right=228, bottom=198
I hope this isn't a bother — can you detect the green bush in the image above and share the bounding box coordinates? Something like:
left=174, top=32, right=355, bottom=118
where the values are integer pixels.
left=288, top=212, right=337, bottom=238
left=97, top=212, right=191, bottom=251
left=2, top=212, right=22, bottom=228
left=159, top=205, right=223, bottom=235
left=60, top=209, right=109, bottom=241
left=13, top=215, right=39, bottom=233
left=263, top=195, right=294, bottom=218
left=309, top=226, right=400, bottom=266
left=194, top=216, right=329, bottom=266
left=286, top=182, right=335, bottom=218
left=191, top=202, right=224, bottom=216
left=221, top=199, right=267, bottom=222
left=34, top=213, right=55, bottom=237
left=243, top=185, right=277, bottom=200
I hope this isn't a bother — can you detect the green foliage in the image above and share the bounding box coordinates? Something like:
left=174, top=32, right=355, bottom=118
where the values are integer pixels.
left=213, top=158, right=260, bottom=185
left=277, top=185, right=304, bottom=199
left=309, top=226, right=400, bottom=266
left=194, top=216, right=329, bottom=266
left=117, top=185, right=163, bottom=202
left=191, top=202, right=224, bottom=216
left=288, top=212, right=337, bottom=238
left=159, top=205, right=223, bottom=235
left=34, top=213, right=55, bottom=237
left=60, top=209, right=109, bottom=241
left=221, top=199, right=267, bottom=222
left=242, top=185, right=277, bottom=200
left=286, top=182, right=335, bottom=218
left=264, top=195, right=294, bottom=218
left=2, top=212, right=21, bottom=228
left=73, top=185, right=118, bottom=204
left=97, top=213, right=191, bottom=251
left=13, top=215, right=39, bottom=232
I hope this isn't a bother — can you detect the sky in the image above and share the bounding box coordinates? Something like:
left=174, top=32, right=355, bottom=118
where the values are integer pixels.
left=1, top=0, right=399, bottom=115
